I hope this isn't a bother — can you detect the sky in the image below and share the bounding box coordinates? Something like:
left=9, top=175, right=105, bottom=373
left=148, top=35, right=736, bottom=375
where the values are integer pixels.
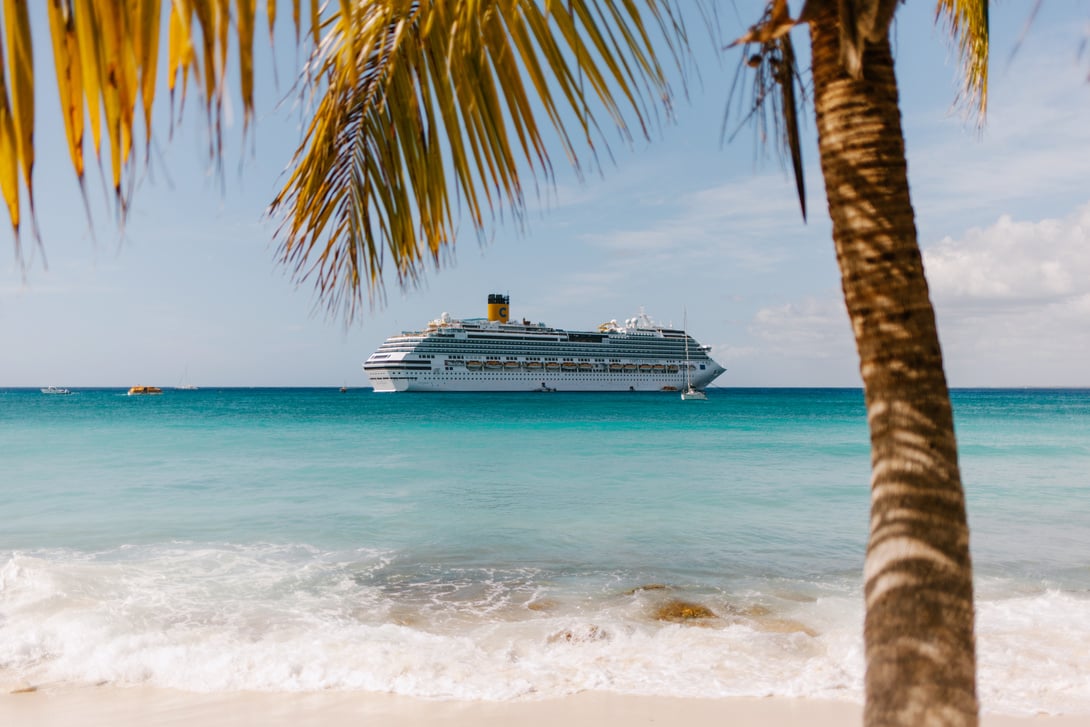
left=3, top=2, right=1090, bottom=388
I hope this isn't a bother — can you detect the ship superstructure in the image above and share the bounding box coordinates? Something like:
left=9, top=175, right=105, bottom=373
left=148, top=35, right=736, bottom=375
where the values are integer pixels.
left=364, top=294, right=725, bottom=393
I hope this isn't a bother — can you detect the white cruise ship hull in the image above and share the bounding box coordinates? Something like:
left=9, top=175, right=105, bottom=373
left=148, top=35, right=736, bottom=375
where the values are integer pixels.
left=363, top=295, right=726, bottom=393
left=366, top=364, right=720, bottom=393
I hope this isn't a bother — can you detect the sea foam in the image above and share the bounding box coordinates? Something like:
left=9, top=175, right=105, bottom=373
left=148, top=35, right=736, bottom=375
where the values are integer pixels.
left=3, top=548, right=1088, bottom=714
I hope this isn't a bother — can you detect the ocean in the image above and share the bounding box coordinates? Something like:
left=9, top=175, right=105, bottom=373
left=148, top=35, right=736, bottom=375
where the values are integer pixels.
left=1, top=387, right=1088, bottom=715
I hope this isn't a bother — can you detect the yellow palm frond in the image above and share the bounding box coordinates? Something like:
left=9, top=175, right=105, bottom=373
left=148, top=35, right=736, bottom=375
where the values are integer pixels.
left=47, top=0, right=85, bottom=182
left=4, top=0, right=33, bottom=218
left=94, top=0, right=134, bottom=200
left=3, top=0, right=680, bottom=316
left=936, top=0, right=989, bottom=120
left=167, top=1, right=196, bottom=121
left=270, top=0, right=684, bottom=322
left=0, top=28, right=20, bottom=240
left=236, top=0, right=257, bottom=134
left=0, top=0, right=322, bottom=243
left=134, top=0, right=160, bottom=147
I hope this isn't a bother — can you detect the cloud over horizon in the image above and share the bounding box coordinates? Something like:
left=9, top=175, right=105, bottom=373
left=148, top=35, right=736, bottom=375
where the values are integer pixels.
left=737, top=201, right=1090, bottom=387
left=924, top=201, right=1090, bottom=386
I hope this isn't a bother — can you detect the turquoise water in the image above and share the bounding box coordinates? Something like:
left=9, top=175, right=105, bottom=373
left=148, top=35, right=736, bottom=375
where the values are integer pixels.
left=2, top=388, right=1089, bottom=713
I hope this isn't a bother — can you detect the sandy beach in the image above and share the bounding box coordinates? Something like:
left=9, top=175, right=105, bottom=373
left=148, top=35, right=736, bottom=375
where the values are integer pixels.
left=2, top=688, right=1088, bottom=727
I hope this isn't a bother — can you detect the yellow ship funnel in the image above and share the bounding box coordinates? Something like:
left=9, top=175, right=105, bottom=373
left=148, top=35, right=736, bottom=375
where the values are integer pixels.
left=487, top=293, right=510, bottom=323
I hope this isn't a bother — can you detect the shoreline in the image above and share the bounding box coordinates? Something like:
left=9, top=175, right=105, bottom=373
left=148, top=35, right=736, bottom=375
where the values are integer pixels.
left=2, top=688, right=1088, bottom=727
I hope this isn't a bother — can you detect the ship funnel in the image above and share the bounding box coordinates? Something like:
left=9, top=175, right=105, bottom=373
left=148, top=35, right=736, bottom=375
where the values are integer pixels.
left=487, top=293, right=510, bottom=323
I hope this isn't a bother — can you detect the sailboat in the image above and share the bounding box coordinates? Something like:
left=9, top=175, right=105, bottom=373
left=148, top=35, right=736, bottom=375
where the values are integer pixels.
left=680, top=310, right=707, bottom=401
left=175, top=365, right=199, bottom=390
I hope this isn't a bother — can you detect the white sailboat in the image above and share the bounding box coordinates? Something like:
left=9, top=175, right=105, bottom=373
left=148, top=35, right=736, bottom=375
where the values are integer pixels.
left=175, top=365, right=199, bottom=390
left=680, top=310, right=707, bottom=401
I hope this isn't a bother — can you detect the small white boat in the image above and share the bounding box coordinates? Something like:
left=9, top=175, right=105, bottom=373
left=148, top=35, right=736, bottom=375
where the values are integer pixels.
left=40, top=386, right=72, bottom=395
left=680, top=309, right=707, bottom=401
left=681, top=386, right=707, bottom=401
left=175, top=366, right=199, bottom=390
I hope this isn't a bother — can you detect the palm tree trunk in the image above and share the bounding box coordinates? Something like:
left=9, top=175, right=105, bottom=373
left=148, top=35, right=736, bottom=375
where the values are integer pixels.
left=807, top=7, right=979, bottom=726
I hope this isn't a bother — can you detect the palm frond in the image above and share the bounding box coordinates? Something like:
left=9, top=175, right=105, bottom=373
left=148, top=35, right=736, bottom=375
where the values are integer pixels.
left=725, top=1, right=808, bottom=221
left=2, top=0, right=682, bottom=319
left=936, top=0, right=989, bottom=122
left=1, top=0, right=313, bottom=250
left=269, top=0, right=684, bottom=322
left=1, top=0, right=34, bottom=249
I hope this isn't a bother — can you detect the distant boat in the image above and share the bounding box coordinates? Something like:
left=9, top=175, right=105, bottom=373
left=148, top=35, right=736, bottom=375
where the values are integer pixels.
left=681, top=386, right=707, bottom=401
left=175, top=366, right=199, bottom=390
left=41, top=386, right=72, bottom=395
left=680, top=310, right=707, bottom=401
left=340, top=385, right=348, bottom=393
left=127, top=386, right=163, bottom=395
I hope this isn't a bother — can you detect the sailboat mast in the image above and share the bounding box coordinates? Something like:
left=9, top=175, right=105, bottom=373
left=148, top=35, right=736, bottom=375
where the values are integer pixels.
left=683, top=310, right=692, bottom=388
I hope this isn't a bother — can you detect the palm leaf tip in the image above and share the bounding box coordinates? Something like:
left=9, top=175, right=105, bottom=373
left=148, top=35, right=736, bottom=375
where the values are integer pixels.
left=727, top=2, right=807, bottom=222
left=936, top=0, right=989, bottom=122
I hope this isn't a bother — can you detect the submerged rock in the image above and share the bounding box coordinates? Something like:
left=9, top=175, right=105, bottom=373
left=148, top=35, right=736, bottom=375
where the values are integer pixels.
left=654, top=599, right=717, bottom=622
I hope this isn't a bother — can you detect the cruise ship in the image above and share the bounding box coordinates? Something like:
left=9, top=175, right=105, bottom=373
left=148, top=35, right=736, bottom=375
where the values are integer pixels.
left=364, top=294, right=725, bottom=393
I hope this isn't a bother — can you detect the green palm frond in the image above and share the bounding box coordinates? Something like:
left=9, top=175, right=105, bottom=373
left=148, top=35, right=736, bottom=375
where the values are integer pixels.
left=268, top=0, right=684, bottom=322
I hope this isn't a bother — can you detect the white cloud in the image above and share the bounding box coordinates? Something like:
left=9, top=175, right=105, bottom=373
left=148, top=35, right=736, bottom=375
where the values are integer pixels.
left=923, top=202, right=1090, bottom=386
left=725, top=202, right=1090, bottom=387
left=752, top=297, right=851, bottom=357
left=924, top=203, right=1090, bottom=307
left=719, top=295, right=861, bottom=387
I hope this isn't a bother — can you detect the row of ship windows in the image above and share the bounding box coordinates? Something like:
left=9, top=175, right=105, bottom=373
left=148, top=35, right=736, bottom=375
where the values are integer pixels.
left=375, top=373, right=696, bottom=380
left=380, top=339, right=696, bottom=351
left=437, top=371, right=702, bottom=375
left=404, top=351, right=703, bottom=360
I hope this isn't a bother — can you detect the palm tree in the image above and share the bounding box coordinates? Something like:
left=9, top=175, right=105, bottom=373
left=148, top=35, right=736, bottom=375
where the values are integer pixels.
left=2, top=1, right=990, bottom=724
left=803, top=4, right=984, bottom=724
